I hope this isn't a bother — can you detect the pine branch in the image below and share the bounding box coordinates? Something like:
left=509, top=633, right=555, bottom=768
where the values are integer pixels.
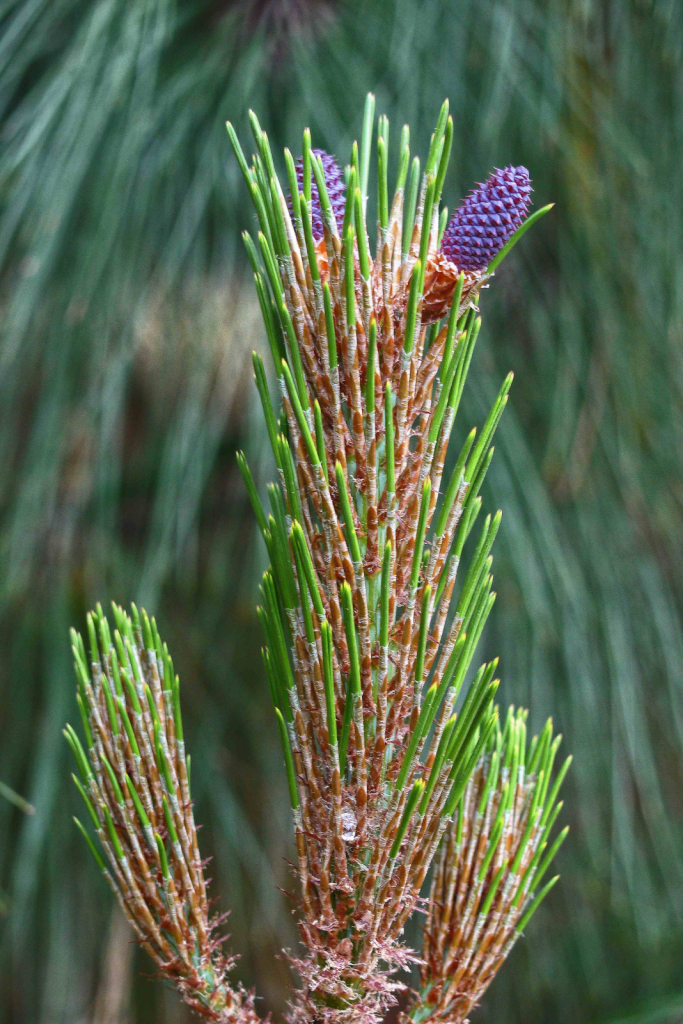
left=64, top=93, right=567, bottom=1024
left=65, top=604, right=258, bottom=1024
left=227, top=95, right=566, bottom=1024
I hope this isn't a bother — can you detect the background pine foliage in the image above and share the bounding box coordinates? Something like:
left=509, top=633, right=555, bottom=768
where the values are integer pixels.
left=1, top=0, right=682, bottom=1021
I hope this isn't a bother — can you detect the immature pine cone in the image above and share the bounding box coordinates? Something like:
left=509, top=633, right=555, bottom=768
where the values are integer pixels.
left=293, top=149, right=346, bottom=241
left=441, top=165, right=532, bottom=271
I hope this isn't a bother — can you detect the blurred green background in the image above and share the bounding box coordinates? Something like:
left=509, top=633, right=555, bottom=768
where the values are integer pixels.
left=1, top=0, right=683, bottom=1021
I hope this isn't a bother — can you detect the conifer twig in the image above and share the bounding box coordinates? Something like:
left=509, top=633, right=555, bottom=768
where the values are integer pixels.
left=65, top=94, right=568, bottom=1024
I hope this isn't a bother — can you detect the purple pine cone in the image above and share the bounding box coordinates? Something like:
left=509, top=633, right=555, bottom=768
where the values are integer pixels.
left=292, top=149, right=346, bottom=242
left=440, top=166, right=532, bottom=271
